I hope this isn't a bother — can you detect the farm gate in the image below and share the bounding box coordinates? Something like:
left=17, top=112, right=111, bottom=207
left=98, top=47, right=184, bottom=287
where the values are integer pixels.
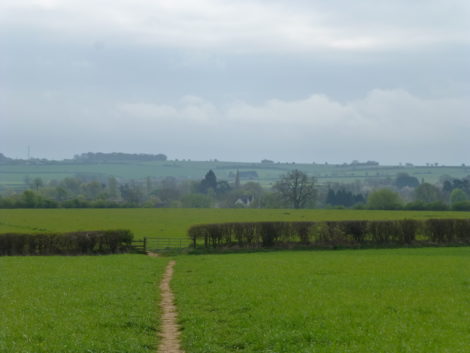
left=132, top=236, right=191, bottom=252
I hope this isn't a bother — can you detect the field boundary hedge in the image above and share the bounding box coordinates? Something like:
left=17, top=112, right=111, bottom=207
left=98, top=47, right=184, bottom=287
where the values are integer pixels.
left=0, top=230, right=133, bottom=255
left=188, top=219, right=470, bottom=249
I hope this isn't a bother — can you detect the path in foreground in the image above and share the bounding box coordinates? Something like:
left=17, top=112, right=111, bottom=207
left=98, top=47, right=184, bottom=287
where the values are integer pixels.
left=158, top=260, right=184, bottom=353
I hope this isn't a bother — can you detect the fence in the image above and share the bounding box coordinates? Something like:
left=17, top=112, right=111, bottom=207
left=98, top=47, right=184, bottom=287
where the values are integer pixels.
left=131, top=236, right=190, bottom=252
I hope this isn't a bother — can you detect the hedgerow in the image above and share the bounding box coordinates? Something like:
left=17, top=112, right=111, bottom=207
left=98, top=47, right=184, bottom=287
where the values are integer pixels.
left=188, top=219, right=470, bottom=249
left=0, top=230, right=133, bottom=255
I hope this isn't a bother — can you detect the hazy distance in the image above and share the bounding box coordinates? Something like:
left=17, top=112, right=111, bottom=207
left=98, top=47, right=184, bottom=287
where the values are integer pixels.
left=1, top=0, right=469, bottom=165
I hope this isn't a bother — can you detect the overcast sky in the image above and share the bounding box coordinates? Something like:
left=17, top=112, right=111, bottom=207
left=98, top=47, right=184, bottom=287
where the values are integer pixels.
left=1, top=0, right=469, bottom=165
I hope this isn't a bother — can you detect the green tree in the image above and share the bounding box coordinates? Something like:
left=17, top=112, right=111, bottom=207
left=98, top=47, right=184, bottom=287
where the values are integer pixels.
left=395, top=173, right=419, bottom=188
left=414, top=183, right=441, bottom=203
left=199, top=170, right=218, bottom=193
left=273, top=170, right=316, bottom=209
left=450, top=188, right=468, bottom=205
left=119, top=184, right=144, bottom=205
left=367, top=188, right=403, bottom=210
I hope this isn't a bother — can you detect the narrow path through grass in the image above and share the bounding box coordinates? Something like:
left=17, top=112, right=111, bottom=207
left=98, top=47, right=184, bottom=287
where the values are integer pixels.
left=158, top=260, right=184, bottom=353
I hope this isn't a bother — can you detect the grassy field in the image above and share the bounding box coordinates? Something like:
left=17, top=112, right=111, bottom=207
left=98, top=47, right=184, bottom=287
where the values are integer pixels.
left=0, top=255, right=166, bottom=353
left=1, top=160, right=469, bottom=190
left=1, top=209, right=470, bottom=352
left=1, top=208, right=470, bottom=239
left=172, top=248, right=470, bottom=353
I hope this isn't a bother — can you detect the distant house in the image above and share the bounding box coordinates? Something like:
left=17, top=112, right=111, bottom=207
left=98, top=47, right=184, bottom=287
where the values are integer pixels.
left=234, top=195, right=254, bottom=207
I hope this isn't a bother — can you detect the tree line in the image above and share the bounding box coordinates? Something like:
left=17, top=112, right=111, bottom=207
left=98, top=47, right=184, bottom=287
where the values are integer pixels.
left=0, top=170, right=469, bottom=210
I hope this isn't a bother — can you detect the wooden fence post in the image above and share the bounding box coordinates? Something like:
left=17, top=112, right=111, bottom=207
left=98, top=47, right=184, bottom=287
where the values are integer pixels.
left=143, top=237, right=147, bottom=253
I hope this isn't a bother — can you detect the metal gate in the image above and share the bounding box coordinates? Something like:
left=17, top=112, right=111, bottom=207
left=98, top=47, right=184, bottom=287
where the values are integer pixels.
left=143, top=237, right=190, bottom=252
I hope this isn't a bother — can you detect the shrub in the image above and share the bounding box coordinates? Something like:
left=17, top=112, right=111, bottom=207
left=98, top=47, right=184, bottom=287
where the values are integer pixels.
left=0, top=230, right=133, bottom=256
left=452, top=201, right=470, bottom=211
left=188, top=218, right=470, bottom=249
left=314, top=222, right=356, bottom=249
left=425, top=219, right=455, bottom=243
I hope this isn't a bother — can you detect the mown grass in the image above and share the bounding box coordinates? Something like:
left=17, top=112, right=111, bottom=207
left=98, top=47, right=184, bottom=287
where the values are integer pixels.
left=173, top=248, right=470, bottom=353
left=1, top=208, right=470, bottom=239
left=0, top=255, right=167, bottom=353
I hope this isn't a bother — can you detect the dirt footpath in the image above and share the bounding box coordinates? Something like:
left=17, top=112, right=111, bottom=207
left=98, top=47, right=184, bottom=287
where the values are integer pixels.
left=158, top=260, right=185, bottom=353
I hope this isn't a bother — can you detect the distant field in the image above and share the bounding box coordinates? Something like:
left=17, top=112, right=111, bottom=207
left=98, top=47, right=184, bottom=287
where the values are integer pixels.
left=1, top=208, right=470, bottom=239
left=173, top=248, right=470, bottom=353
left=1, top=160, right=469, bottom=190
left=0, top=255, right=166, bottom=353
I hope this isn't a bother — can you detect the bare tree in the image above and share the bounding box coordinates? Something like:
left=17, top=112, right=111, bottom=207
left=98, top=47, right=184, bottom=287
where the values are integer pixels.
left=273, top=170, right=316, bottom=209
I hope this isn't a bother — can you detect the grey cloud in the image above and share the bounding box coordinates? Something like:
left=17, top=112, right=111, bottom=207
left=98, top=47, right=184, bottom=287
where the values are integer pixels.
left=3, top=89, right=468, bottom=164
left=1, top=0, right=469, bottom=165
left=1, top=0, right=469, bottom=53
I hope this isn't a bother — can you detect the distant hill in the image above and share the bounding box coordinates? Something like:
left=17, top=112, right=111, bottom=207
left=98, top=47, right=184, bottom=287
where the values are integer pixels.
left=0, top=153, right=469, bottom=191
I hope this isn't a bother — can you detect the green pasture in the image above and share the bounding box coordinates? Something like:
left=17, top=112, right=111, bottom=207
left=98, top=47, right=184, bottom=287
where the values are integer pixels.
left=1, top=208, right=470, bottom=239
left=0, top=255, right=167, bottom=353
left=173, top=247, right=470, bottom=353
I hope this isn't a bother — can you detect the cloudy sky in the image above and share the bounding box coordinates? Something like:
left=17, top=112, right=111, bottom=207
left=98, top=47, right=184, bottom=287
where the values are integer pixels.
left=1, top=0, right=469, bottom=164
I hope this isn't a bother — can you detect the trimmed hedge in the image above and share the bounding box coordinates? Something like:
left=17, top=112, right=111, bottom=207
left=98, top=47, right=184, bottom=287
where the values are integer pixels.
left=188, top=219, right=470, bottom=249
left=0, top=230, right=133, bottom=256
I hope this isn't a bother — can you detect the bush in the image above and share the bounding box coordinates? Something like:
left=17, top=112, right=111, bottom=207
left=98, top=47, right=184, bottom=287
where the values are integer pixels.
left=189, top=218, right=470, bottom=249
left=0, top=230, right=133, bottom=256
left=425, top=219, right=455, bottom=243
left=452, top=201, right=470, bottom=211
left=367, top=189, right=403, bottom=210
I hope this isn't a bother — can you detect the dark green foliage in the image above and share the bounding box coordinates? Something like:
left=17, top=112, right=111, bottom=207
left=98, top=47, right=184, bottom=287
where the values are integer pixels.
left=395, top=172, right=420, bottom=188
left=340, top=220, right=368, bottom=243
left=453, top=219, right=470, bottom=242
left=425, top=219, right=455, bottom=243
left=452, top=200, right=470, bottom=211
left=396, top=219, right=419, bottom=244
left=367, top=188, right=403, bottom=210
left=367, top=221, right=396, bottom=244
left=414, top=183, right=442, bottom=203
left=0, top=229, right=133, bottom=255
left=199, top=170, right=218, bottom=193
left=189, top=218, right=470, bottom=249
left=188, top=222, right=317, bottom=248
left=326, top=189, right=365, bottom=208
left=405, top=201, right=449, bottom=211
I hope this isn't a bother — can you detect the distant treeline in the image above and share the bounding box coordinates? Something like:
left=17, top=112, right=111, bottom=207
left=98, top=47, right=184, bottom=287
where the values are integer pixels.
left=0, top=152, right=167, bottom=165
left=189, top=219, right=470, bottom=249
left=0, top=230, right=133, bottom=255
left=1, top=169, right=470, bottom=210
left=73, top=152, right=167, bottom=163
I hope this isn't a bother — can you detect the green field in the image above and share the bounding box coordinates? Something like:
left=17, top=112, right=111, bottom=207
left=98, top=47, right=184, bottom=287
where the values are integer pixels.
left=1, top=209, right=470, bottom=352
left=1, top=160, right=469, bottom=190
left=0, top=255, right=167, bottom=353
left=1, top=208, right=470, bottom=239
left=173, top=248, right=470, bottom=353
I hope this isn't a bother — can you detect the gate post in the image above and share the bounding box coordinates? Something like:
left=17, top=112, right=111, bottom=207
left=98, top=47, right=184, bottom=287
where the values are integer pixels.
left=143, top=237, right=147, bottom=253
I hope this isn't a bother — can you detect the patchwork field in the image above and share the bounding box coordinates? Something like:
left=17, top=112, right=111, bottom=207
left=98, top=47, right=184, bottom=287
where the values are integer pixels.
left=1, top=208, right=470, bottom=239
left=1, top=160, right=469, bottom=190
left=173, top=248, right=470, bottom=353
left=0, top=255, right=167, bottom=353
